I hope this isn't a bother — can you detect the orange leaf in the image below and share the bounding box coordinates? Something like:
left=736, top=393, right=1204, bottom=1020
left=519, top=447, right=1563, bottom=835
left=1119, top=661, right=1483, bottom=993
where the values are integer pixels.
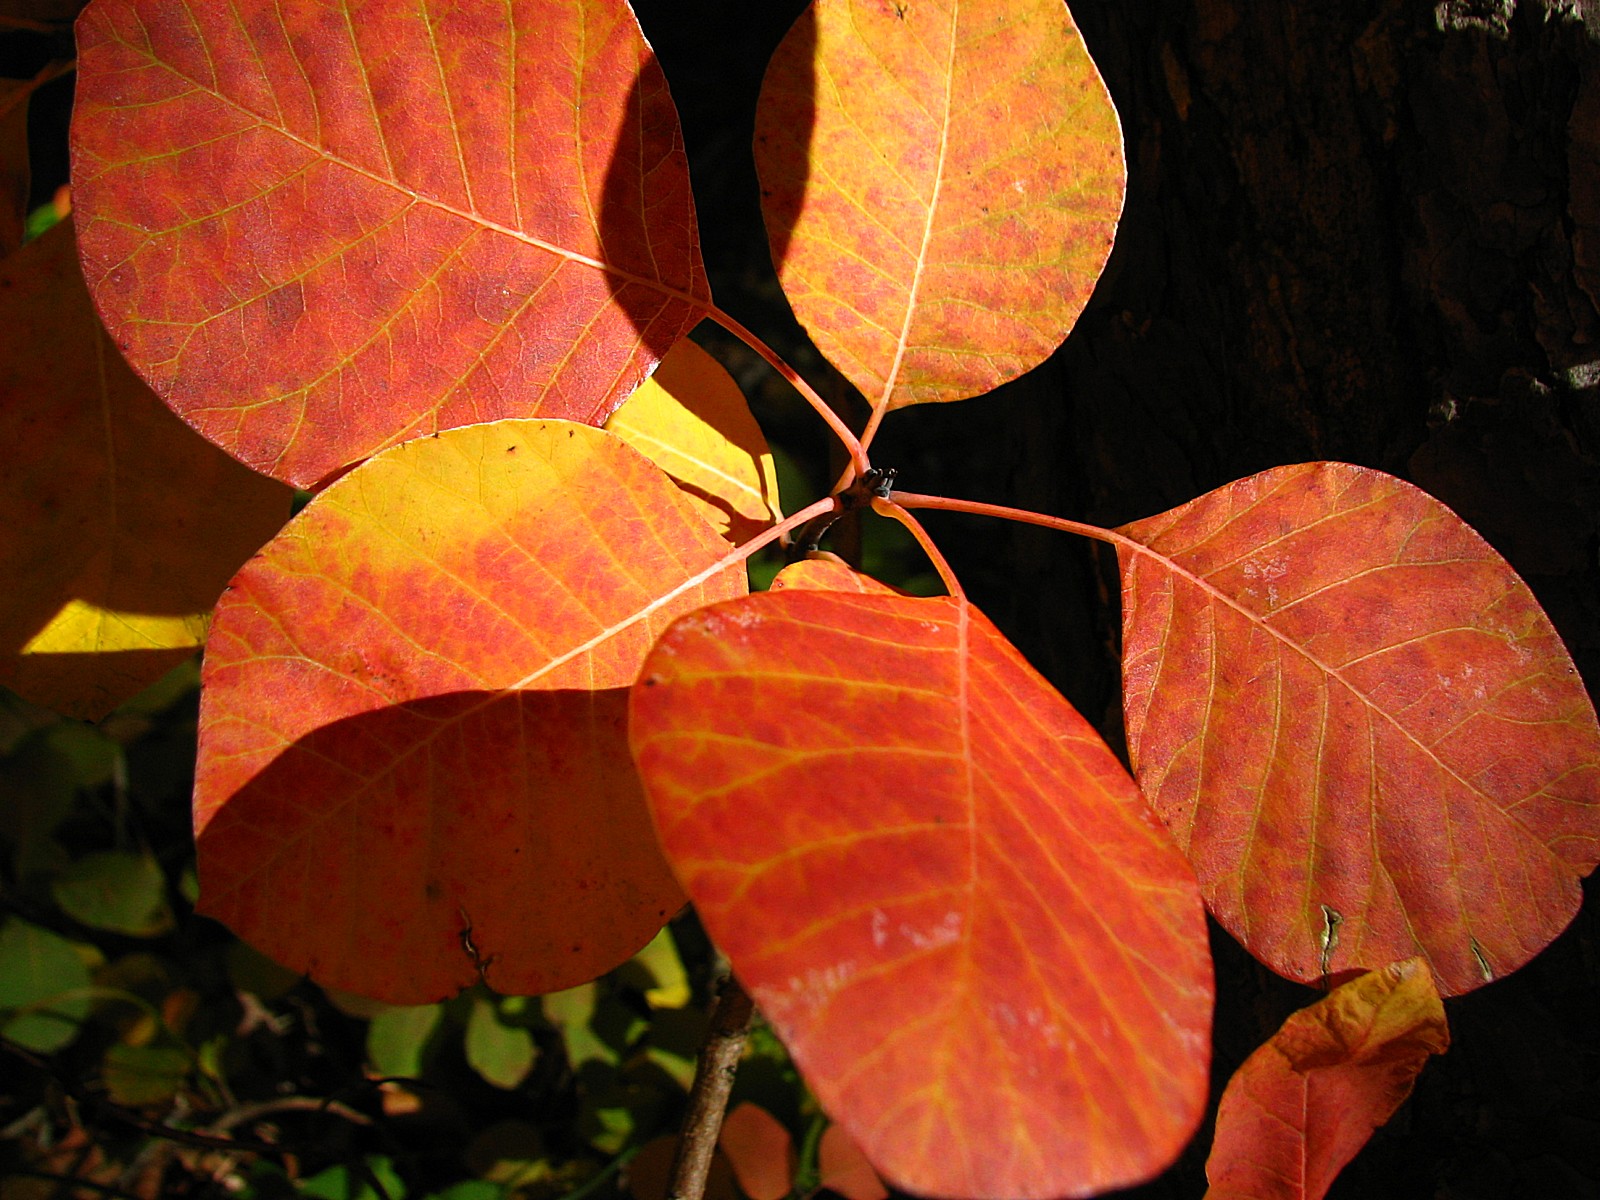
left=719, top=1103, right=795, bottom=1200
left=769, top=557, right=899, bottom=594
left=196, top=420, right=745, bottom=1003
left=817, top=1123, right=887, bottom=1200
left=606, top=339, right=782, bottom=543
left=1205, top=957, right=1449, bottom=1200
left=630, top=590, right=1212, bottom=1199
left=0, top=221, right=292, bottom=719
left=70, top=0, right=708, bottom=488
left=1116, top=462, right=1600, bottom=996
left=754, top=0, right=1123, bottom=413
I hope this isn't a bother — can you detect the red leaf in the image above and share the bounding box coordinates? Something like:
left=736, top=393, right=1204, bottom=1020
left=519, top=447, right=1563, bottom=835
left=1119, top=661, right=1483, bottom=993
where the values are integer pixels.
left=70, top=0, right=707, bottom=488
left=631, top=590, right=1212, bottom=1199
left=196, top=420, right=744, bottom=1002
left=754, top=0, right=1123, bottom=414
left=817, top=1123, right=887, bottom=1200
left=1205, top=957, right=1449, bottom=1200
left=0, top=221, right=291, bottom=719
left=1116, top=462, right=1600, bottom=995
left=719, top=1103, right=795, bottom=1200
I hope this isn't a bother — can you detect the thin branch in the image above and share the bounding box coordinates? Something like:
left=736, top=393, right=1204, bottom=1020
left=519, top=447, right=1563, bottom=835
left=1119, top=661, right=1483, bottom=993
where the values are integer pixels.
left=665, top=974, right=756, bottom=1200
left=706, top=306, right=870, bottom=479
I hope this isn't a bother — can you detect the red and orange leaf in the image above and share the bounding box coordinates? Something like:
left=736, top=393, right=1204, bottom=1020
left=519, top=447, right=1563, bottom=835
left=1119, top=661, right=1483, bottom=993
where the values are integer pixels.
left=630, top=590, right=1212, bottom=1199
left=718, top=1103, right=795, bottom=1200
left=1116, top=462, right=1600, bottom=996
left=1205, top=957, right=1449, bottom=1200
left=753, top=0, right=1123, bottom=413
left=196, top=420, right=745, bottom=1003
left=817, top=1124, right=888, bottom=1200
left=605, top=338, right=781, bottom=543
left=70, top=0, right=707, bottom=488
left=0, top=221, right=291, bottom=719
left=769, top=556, right=898, bottom=595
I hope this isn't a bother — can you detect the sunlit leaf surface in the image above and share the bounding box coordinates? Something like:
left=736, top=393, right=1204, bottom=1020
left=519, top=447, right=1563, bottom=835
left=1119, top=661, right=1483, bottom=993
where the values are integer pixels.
left=196, top=420, right=745, bottom=1003
left=631, top=589, right=1211, bottom=1198
left=754, top=0, right=1123, bottom=412
left=1117, top=462, right=1600, bottom=995
left=71, top=0, right=708, bottom=487
left=0, top=221, right=291, bottom=719
left=605, top=338, right=781, bottom=543
left=1205, top=958, right=1448, bottom=1200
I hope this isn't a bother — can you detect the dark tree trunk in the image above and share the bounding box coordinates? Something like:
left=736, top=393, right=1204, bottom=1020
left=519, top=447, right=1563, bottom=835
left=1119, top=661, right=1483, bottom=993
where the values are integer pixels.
left=642, top=1, right=1600, bottom=1194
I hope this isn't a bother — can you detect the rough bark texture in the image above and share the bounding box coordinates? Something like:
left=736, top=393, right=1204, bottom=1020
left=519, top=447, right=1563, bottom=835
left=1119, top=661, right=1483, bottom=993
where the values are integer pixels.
left=650, top=2, right=1600, bottom=1195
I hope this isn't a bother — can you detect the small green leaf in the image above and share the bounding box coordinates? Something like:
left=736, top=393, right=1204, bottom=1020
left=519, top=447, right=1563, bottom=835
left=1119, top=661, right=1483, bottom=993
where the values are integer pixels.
left=52, top=850, right=174, bottom=936
left=367, top=1004, right=443, bottom=1078
left=542, top=983, right=617, bottom=1070
left=0, top=917, right=93, bottom=1052
left=103, top=1041, right=191, bottom=1105
left=465, top=996, right=536, bottom=1090
left=627, top=927, right=690, bottom=1009
left=298, top=1156, right=406, bottom=1200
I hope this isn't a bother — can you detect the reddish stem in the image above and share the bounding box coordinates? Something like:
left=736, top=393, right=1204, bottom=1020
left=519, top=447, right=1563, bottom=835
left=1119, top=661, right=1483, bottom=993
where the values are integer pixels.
left=706, top=306, right=870, bottom=479
left=888, top=490, right=1135, bottom=553
left=870, top=497, right=966, bottom=599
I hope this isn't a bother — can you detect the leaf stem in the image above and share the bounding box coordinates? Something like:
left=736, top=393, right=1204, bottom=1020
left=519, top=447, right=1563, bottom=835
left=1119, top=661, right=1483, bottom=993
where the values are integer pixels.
left=706, top=307, right=870, bottom=479
left=665, top=973, right=757, bottom=1200
left=889, top=491, right=1135, bottom=553
left=871, top=498, right=966, bottom=599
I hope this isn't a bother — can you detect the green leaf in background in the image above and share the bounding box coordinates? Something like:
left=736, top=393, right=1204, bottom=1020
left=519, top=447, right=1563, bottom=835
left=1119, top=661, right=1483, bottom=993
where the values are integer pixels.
left=618, top=927, right=690, bottom=1010
left=465, top=995, right=537, bottom=1090
left=0, top=916, right=94, bottom=1051
left=52, top=849, right=175, bottom=936
left=298, top=1155, right=406, bottom=1200
left=428, top=1183, right=506, bottom=1200
left=103, top=1041, right=191, bottom=1105
left=542, top=983, right=620, bottom=1071
left=367, top=1003, right=443, bottom=1078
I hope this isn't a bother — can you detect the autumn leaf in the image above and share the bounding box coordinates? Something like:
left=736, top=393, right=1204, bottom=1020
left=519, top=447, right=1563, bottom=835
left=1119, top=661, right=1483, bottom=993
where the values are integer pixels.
left=630, top=589, right=1212, bottom=1199
left=70, top=0, right=708, bottom=488
left=769, top=556, right=900, bottom=594
left=1116, top=462, right=1600, bottom=996
left=0, top=220, right=291, bottom=719
left=1205, top=957, right=1449, bottom=1200
left=817, top=1123, right=888, bottom=1200
left=605, top=338, right=782, bottom=543
left=196, top=420, right=745, bottom=1003
left=719, top=1103, right=794, bottom=1200
left=754, top=0, right=1123, bottom=414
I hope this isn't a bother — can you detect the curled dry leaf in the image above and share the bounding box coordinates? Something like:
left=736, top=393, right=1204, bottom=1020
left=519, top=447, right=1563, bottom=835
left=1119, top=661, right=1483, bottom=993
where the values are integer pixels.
left=0, top=221, right=291, bottom=719
left=1116, top=462, right=1600, bottom=996
left=71, top=0, right=707, bottom=487
left=755, top=0, right=1124, bottom=412
left=630, top=589, right=1212, bottom=1199
left=1205, top=957, right=1449, bottom=1200
left=196, top=420, right=744, bottom=1003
